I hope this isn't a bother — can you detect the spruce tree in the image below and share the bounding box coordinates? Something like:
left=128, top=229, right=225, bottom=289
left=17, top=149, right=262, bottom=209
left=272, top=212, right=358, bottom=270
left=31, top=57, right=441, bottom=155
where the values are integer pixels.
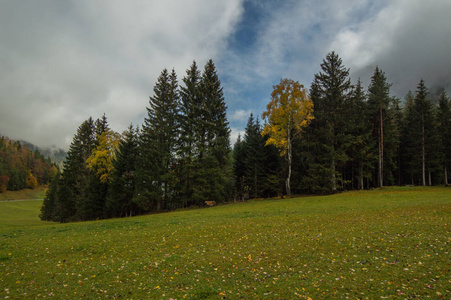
left=135, top=68, right=179, bottom=211
left=177, top=61, right=202, bottom=205
left=367, top=67, right=391, bottom=187
left=437, top=90, right=451, bottom=185
left=193, top=59, right=232, bottom=203
left=201, top=60, right=230, bottom=166
left=400, top=91, right=418, bottom=185
left=107, top=125, right=139, bottom=217
left=308, top=51, right=351, bottom=192
left=232, top=134, right=246, bottom=201
left=243, top=114, right=266, bottom=198
left=262, top=134, right=284, bottom=197
left=384, top=96, right=402, bottom=185
left=412, top=80, right=440, bottom=185
left=84, top=115, right=116, bottom=220
left=40, top=170, right=60, bottom=221
left=345, top=79, right=374, bottom=189
left=55, top=117, right=96, bottom=222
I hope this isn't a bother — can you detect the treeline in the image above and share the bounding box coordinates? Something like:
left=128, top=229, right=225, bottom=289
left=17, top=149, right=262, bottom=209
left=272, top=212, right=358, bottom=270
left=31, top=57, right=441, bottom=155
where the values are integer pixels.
left=41, top=53, right=451, bottom=222
left=234, top=52, right=451, bottom=197
left=0, top=136, right=58, bottom=192
left=41, top=60, right=232, bottom=222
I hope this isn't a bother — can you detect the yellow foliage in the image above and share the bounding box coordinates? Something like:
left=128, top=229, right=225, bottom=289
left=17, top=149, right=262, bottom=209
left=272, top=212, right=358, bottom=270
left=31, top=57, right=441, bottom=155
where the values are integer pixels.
left=86, top=129, right=121, bottom=183
left=262, top=78, right=314, bottom=155
left=26, top=171, right=38, bottom=189
left=48, top=166, right=58, bottom=179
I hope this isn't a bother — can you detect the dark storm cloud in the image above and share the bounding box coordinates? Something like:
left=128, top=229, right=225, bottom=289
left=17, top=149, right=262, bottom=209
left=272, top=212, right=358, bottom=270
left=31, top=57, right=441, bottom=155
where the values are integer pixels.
left=331, top=0, right=451, bottom=100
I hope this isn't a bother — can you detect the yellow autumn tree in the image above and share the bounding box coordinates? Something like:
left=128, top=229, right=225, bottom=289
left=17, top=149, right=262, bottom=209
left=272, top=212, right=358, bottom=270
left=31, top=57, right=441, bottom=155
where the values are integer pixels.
left=262, top=78, right=314, bottom=196
left=86, top=129, right=121, bottom=183
left=26, top=171, right=38, bottom=189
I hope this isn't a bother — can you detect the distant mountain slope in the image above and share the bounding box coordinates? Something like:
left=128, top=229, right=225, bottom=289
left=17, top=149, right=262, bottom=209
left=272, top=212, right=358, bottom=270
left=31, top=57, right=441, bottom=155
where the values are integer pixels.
left=18, top=140, right=67, bottom=166
left=0, top=136, right=62, bottom=191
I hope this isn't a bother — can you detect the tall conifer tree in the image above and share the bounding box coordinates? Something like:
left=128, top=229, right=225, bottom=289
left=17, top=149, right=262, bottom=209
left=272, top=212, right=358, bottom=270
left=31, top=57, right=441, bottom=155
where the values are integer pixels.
left=84, top=115, right=116, bottom=220
left=55, top=117, right=96, bottom=222
left=437, top=90, right=451, bottom=185
left=135, top=69, right=179, bottom=211
left=367, top=67, right=391, bottom=187
left=107, top=125, right=139, bottom=217
left=345, top=79, right=374, bottom=189
left=400, top=91, right=418, bottom=185
left=192, top=59, right=231, bottom=203
left=243, top=114, right=265, bottom=198
left=412, top=80, right=440, bottom=185
left=40, top=171, right=60, bottom=221
left=308, top=51, right=351, bottom=192
left=384, top=96, right=402, bottom=185
left=177, top=61, right=202, bottom=205
left=232, top=134, right=246, bottom=201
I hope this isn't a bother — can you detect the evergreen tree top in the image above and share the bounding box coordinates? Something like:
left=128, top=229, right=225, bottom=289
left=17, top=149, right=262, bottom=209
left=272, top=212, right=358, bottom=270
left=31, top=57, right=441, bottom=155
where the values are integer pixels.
left=414, top=79, right=429, bottom=101
left=367, top=66, right=392, bottom=110
left=313, top=51, right=351, bottom=95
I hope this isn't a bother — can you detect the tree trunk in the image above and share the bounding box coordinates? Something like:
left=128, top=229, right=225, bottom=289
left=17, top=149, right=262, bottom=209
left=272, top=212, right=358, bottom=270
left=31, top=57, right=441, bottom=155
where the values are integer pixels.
left=379, top=107, right=384, bottom=187
left=358, top=159, right=364, bottom=190
left=286, top=132, right=292, bottom=197
left=422, top=118, right=426, bottom=186
left=445, top=165, right=448, bottom=185
left=331, top=123, right=337, bottom=192
left=254, top=167, right=258, bottom=198
left=331, top=156, right=336, bottom=192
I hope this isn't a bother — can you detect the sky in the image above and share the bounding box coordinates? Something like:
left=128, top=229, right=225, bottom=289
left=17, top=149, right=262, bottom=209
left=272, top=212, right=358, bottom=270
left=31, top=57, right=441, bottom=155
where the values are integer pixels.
left=1, top=0, right=451, bottom=150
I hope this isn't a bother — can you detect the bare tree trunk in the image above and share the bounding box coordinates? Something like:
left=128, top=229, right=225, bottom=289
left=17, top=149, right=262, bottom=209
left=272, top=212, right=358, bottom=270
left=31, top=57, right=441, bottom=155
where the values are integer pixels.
left=379, top=107, right=384, bottom=187
left=422, top=119, right=426, bottom=186
left=286, top=133, right=292, bottom=197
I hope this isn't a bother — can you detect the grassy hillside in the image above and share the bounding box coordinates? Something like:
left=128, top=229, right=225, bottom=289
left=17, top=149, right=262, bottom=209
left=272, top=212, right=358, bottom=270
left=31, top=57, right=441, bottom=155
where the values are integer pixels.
left=0, top=187, right=46, bottom=201
left=0, top=200, right=52, bottom=228
left=0, top=187, right=449, bottom=299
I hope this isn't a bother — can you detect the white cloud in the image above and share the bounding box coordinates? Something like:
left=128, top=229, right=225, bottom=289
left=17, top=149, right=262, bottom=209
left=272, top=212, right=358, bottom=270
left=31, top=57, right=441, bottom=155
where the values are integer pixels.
left=2, top=0, right=451, bottom=149
left=0, top=0, right=244, bottom=149
left=230, top=127, right=245, bottom=146
left=221, top=0, right=378, bottom=122
left=229, top=109, right=252, bottom=122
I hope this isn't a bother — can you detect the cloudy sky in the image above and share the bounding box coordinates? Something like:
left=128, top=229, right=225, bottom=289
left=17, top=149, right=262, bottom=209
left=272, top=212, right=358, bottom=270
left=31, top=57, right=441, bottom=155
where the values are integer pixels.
left=1, top=0, right=450, bottom=150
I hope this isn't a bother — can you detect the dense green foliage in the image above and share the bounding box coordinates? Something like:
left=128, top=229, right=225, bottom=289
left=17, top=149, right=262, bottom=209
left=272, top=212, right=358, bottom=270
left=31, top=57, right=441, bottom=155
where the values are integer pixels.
left=106, top=125, right=139, bottom=218
left=2, top=187, right=450, bottom=298
left=41, top=60, right=232, bottom=222
left=233, top=114, right=282, bottom=199
left=0, top=136, right=58, bottom=192
left=437, top=90, right=451, bottom=185
left=304, top=52, right=352, bottom=192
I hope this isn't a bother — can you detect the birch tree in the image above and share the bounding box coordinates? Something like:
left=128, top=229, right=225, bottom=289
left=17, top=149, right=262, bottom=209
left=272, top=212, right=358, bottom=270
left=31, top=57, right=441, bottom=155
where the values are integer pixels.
left=262, top=78, right=314, bottom=196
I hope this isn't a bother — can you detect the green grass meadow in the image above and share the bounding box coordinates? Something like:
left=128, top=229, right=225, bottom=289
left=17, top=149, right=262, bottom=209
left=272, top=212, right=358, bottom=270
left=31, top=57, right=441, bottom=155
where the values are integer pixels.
left=0, top=187, right=449, bottom=299
left=0, top=188, right=46, bottom=202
